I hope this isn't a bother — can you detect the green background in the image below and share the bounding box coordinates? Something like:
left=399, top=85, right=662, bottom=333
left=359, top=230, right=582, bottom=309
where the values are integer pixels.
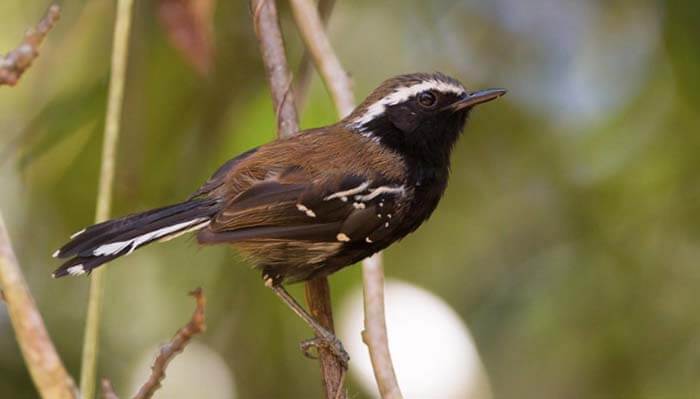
left=1, top=0, right=699, bottom=397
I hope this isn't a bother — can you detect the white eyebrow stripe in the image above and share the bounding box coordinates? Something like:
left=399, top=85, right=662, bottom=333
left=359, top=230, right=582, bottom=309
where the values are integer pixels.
left=347, top=79, right=465, bottom=129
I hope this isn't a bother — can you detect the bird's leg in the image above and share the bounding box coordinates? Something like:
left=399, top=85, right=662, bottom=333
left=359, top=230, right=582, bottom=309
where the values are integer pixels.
left=264, top=276, right=350, bottom=369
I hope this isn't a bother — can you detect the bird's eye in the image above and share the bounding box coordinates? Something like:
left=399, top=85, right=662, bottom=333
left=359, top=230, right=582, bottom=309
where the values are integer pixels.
left=417, top=91, right=437, bottom=108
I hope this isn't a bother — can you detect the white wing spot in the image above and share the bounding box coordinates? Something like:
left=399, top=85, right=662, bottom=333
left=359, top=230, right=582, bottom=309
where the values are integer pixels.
left=353, top=202, right=366, bottom=209
left=296, top=204, right=317, bottom=218
left=325, top=182, right=371, bottom=201
left=356, top=186, right=405, bottom=202
left=365, top=237, right=373, bottom=243
left=52, top=249, right=60, bottom=258
left=336, top=233, right=351, bottom=242
left=384, top=222, right=390, bottom=228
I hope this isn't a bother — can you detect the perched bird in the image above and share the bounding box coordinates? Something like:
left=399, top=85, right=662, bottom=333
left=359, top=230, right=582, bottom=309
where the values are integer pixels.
left=52, top=72, right=505, bottom=365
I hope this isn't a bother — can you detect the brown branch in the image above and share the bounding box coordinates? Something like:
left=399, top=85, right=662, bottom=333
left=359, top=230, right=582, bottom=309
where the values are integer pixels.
left=0, top=213, right=78, bottom=398
left=293, top=0, right=336, bottom=111
left=361, top=255, right=402, bottom=399
left=100, top=378, right=120, bottom=399
left=287, top=1, right=403, bottom=397
left=304, top=278, right=347, bottom=399
left=132, top=288, right=207, bottom=399
left=251, top=0, right=299, bottom=138
left=250, top=1, right=345, bottom=398
left=0, top=5, right=60, bottom=86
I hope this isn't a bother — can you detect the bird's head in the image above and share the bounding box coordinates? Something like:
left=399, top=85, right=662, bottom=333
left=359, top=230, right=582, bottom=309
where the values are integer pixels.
left=344, top=72, right=506, bottom=168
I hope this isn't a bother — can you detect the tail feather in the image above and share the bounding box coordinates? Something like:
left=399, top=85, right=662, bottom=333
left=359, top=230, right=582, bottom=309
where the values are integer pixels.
left=56, top=200, right=214, bottom=258
left=52, top=199, right=219, bottom=278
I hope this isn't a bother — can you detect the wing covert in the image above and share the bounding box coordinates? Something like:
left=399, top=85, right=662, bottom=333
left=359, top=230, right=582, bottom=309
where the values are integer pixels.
left=199, top=171, right=406, bottom=245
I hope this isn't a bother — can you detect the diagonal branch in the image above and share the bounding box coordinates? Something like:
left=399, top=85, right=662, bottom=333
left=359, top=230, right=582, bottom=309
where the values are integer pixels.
left=287, top=0, right=403, bottom=398
left=0, top=4, right=61, bottom=87
left=288, top=0, right=353, bottom=117
left=293, top=0, right=336, bottom=110
left=132, top=288, right=207, bottom=399
left=250, top=1, right=346, bottom=398
left=251, top=0, right=299, bottom=138
left=0, top=213, right=78, bottom=399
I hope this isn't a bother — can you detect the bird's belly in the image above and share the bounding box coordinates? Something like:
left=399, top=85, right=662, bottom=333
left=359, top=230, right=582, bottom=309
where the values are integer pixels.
left=232, top=239, right=344, bottom=283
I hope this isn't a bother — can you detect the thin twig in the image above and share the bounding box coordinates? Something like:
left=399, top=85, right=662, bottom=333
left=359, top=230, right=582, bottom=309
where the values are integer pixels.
left=0, top=213, right=78, bottom=399
left=81, top=0, right=135, bottom=397
left=293, top=0, right=336, bottom=110
left=251, top=0, right=299, bottom=138
left=250, top=2, right=345, bottom=398
left=287, top=1, right=403, bottom=397
left=288, top=0, right=354, bottom=117
left=361, top=255, right=402, bottom=399
left=100, top=378, right=120, bottom=399
left=0, top=4, right=60, bottom=86
left=132, top=288, right=207, bottom=399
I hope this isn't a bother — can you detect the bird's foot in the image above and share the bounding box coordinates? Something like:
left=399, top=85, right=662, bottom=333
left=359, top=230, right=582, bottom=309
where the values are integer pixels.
left=300, top=333, right=350, bottom=369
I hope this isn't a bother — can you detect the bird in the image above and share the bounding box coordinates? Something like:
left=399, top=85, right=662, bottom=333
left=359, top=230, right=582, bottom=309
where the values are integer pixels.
left=52, top=72, right=505, bottom=366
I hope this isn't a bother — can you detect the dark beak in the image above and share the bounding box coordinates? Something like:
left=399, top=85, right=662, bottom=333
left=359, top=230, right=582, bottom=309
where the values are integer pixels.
left=449, top=88, right=507, bottom=111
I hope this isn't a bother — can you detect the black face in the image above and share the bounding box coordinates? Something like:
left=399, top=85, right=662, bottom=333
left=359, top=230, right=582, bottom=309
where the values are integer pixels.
left=382, top=89, right=470, bottom=167
left=345, top=73, right=505, bottom=173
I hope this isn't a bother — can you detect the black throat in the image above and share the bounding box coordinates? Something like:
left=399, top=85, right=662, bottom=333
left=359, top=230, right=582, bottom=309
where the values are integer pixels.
left=352, top=109, right=469, bottom=187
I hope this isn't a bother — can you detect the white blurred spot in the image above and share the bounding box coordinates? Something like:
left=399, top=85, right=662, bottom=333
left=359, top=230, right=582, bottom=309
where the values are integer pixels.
left=129, top=341, right=236, bottom=399
left=339, top=279, right=492, bottom=399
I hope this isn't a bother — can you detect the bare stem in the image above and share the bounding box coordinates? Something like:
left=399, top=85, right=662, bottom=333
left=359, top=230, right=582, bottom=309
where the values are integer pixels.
left=132, top=288, right=207, bottom=399
left=0, top=213, right=78, bottom=399
left=288, top=0, right=354, bottom=117
left=250, top=1, right=345, bottom=397
left=287, top=0, right=403, bottom=397
left=251, top=0, right=299, bottom=138
left=0, top=4, right=61, bottom=86
left=81, top=0, right=135, bottom=397
left=294, top=0, right=336, bottom=110
left=361, top=255, right=402, bottom=399
left=304, top=277, right=347, bottom=399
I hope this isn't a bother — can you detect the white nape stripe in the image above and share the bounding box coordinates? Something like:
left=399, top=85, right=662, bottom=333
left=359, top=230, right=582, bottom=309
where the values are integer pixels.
left=348, top=79, right=465, bottom=129
left=92, top=218, right=209, bottom=257
left=324, top=181, right=370, bottom=201
left=356, top=186, right=405, bottom=202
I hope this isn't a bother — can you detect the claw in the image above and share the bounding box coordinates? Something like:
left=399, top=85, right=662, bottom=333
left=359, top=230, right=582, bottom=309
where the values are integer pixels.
left=300, top=338, right=320, bottom=359
left=299, top=334, right=350, bottom=369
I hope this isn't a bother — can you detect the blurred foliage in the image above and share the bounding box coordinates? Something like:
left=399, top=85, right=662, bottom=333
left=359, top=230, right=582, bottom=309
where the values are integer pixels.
left=1, top=0, right=700, bottom=398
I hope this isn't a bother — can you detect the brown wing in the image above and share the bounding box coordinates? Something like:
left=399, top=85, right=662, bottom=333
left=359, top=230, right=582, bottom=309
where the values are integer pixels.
left=197, top=172, right=406, bottom=245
